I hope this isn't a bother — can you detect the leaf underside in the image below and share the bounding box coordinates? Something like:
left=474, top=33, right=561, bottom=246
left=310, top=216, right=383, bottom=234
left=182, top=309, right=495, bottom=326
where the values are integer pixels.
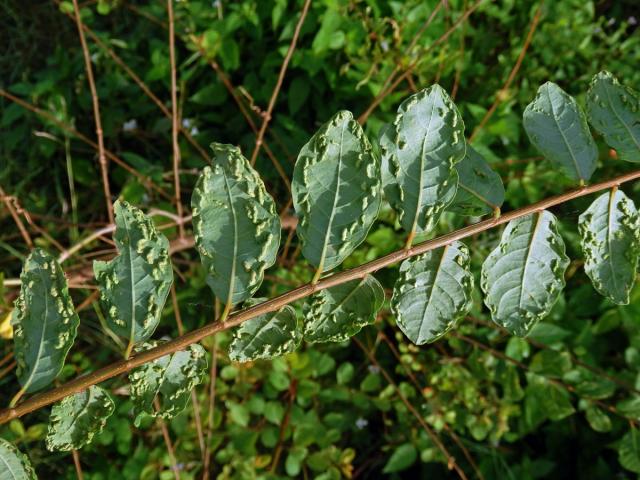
left=11, top=249, right=79, bottom=394
left=229, top=300, right=301, bottom=362
left=578, top=189, right=640, bottom=304
left=94, top=200, right=173, bottom=349
left=587, top=71, right=640, bottom=163
left=292, top=110, right=381, bottom=273
left=0, top=438, right=36, bottom=480
left=380, top=84, right=465, bottom=236
left=46, top=385, right=115, bottom=452
left=129, top=341, right=207, bottom=424
left=523, top=81, right=597, bottom=182
left=481, top=211, right=570, bottom=337
left=450, top=144, right=505, bottom=216
left=392, top=241, right=474, bottom=345
left=192, top=143, right=281, bottom=305
left=303, top=274, right=384, bottom=343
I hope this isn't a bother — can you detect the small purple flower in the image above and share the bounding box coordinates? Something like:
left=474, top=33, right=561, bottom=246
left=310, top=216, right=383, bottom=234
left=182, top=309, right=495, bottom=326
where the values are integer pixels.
left=629, top=16, right=637, bottom=26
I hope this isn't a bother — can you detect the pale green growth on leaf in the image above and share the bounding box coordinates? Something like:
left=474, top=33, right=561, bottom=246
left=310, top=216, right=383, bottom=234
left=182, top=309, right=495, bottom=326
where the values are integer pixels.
left=303, top=275, right=384, bottom=343
left=481, top=211, right=570, bottom=337
left=523, top=82, right=598, bottom=183
left=192, top=143, right=281, bottom=305
left=45, top=385, right=115, bottom=452
left=578, top=189, right=640, bottom=304
left=292, top=110, right=381, bottom=274
left=391, top=241, right=474, bottom=345
left=94, top=200, right=173, bottom=356
left=450, top=144, right=504, bottom=216
left=380, top=84, right=465, bottom=239
left=0, top=438, right=36, bottom=480
left=229, top=299, right=301, bottom=362
left=11, top=249, right=79, bottom=394
left=587, top=71, right=640, bottom=163
left=129, top=341, right=207, bottom=425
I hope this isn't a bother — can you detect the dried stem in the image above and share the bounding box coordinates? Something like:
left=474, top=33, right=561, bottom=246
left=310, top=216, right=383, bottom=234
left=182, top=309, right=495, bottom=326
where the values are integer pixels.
left=357, top=0, right=486, bottom=125
left=1, top=169, right=639, bottom=424
left=0, top=185, right=33, bottom=249
left=468, top=2, right=544, bottom=141
left=354, top=337, right=468, bottom=480
left=155, top=398, right=181, bottom=480
left=0, top=89, right=168, bottom=199
left=71, top=450, right=84, bottom=480
left=71, top=0, right=114, bottom=224
left=248, top=0, right=312, bottom=166
left=167, top=0, right=185, bottom=238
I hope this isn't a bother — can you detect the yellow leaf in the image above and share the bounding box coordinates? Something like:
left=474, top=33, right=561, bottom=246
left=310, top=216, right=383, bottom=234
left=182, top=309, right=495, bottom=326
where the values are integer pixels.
left=0, top=311, right=13, bottom=339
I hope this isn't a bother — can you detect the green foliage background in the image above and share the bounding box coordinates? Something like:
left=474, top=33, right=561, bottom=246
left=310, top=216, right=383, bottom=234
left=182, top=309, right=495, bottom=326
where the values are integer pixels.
left=1, top=0, right=640, bottom=478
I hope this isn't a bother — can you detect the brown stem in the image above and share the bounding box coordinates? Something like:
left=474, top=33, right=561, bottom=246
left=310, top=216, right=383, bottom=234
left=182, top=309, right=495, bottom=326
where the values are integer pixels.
left=354, top=337, right=468, bottom=480
left=167, top=0, right=185, bottom=238
left=0, top=169, right=639, bottom=423
left=71, top=449, right=84, bottom=480
left=0, top=185, right=33, bottom=249
left=155, top=398, right=181, bottom=480
left=71, top=0, right=114, bottom=224
left=248, top=0, right=312, bottom=166
left=357, top=0, right=486, bottom=125
left=0, top=89, right=168, bottom=200
left=468, top=2, right=544, bottom=141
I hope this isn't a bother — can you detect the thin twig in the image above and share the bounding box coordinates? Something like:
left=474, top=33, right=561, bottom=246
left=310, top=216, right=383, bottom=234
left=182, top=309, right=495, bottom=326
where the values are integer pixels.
left=202, top=299, right=220, bottom=480
left=54, top=3, right=210, bottom=162
left=354, top=337, right=468, bottom=479
left=357, top=0, right=487, bottom=125
left=155, top=398, right=181, bottom=480
left=167, top=0, right=185, bottom=238
left=71, top=450, right=84, bottom=480
left=1, top=170, right=638, bottom=423
left=248, top=0, right=312, bottom=166
left=468, top=2, right=544, bottom=141
left=0, top=185, right=33, bottom=249
left=71, top=0, right=114, bottom=224
left=170, top=286, right=206, bottom=462
left=0, top=89, right=168, bottom=199
left=378, top=332, right=484, bottom=479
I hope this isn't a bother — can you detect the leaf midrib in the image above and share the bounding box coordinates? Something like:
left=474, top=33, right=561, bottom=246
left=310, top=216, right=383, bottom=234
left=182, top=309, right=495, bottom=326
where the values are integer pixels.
left=316, top=121, right=346, bottom=272
left=409, top=99, right=436, bottom=235
left=223, top=171, right=239, bottom=306
left=517, top=213, right=544, bottom=312
left=601, top=81, right=640, bottom=152
left=0, top=443, right=20, bottom=480
left=122, top=212, right=137, bottom=352
left=20, top=267, right=52, bottom=394
left=547, top=87, right=585, bottom=181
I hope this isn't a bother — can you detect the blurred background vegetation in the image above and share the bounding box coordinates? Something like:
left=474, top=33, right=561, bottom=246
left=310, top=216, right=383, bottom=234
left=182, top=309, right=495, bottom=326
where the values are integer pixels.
left=1, top=0, right=640, bottom=478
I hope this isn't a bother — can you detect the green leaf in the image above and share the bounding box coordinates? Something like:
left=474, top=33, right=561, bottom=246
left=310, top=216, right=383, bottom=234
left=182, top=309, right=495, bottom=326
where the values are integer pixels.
left=12, top=249, right=79, bottom=394
left=481, top=211, right=570, bottom=336
left=523, top=82, right=597, bottom=182
left=587, top=71, right=640, bottom=163
left=578, top=189, right=640, bottom=304
left=380, top=84, right=465, bottom=238
left=618, top=429, right=640, bottom=473
left=45, top=385, right=115, bottom=451
left=129, top=341, right=207, bottom=424
left=383, top=443, right=417, bottom=473
left=192, top=143, right=281, bottom=305
left=585, top=405, right=612, bottom=433
left=228, top=300, right=301, bottom=362
left=450, top=144, right=504, bottom=216
left=94, top=200, right=173, bottom=354
left=391, top=241, right=473, bottom=345
left=0, top=438, right=36, bottom=480
left=292, top=111, right=381, bottom=274
left=303, top=275, right=384, bottom=343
